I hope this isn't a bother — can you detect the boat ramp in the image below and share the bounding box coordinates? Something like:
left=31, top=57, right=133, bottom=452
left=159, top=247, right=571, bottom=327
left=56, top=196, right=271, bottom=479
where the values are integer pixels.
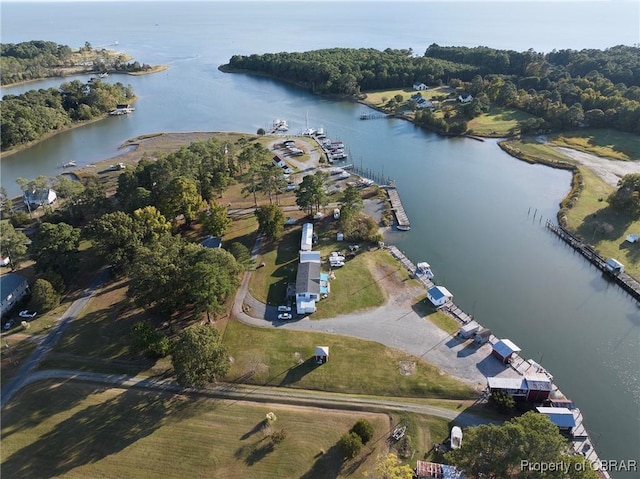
left=386, top=186, right=411, bottom=231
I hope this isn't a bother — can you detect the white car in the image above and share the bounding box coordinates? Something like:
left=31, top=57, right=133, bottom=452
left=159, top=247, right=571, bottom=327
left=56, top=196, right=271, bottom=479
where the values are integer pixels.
left=330, top=261, right=344, bottom=268
left=313, top=212, right=324, bottom=220
left=285, top=184, right=296, bottom=191
left=19, top=310, right=37, bottom=319
left=282, top=167, right=293, bottom=174
left=277, top=305, right=291, bottom=312
left=277, top=313, right=293, bottom=320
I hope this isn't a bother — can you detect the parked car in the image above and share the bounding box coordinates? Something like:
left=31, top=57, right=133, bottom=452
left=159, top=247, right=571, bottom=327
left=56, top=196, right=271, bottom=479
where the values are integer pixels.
left=285, top=184, right=296, bottom=191
left=19, top=310, right=37, bottom=319
left=282, top=167, right=293, bottom=174
left=329, top=260, right=345, bottom=268
left=313, top=212, right=324, bottom=220
left=277, top=313, right=293, bottom=320
left=277, top=305, right=291, bottom=312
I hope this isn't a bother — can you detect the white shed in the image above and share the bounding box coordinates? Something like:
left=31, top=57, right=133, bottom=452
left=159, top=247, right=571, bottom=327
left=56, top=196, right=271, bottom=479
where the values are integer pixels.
left=605, top=258, right=624, bottom=275
left=458, top=321, right=480, bottom=339
left=315, top=346, right=329, bottom=364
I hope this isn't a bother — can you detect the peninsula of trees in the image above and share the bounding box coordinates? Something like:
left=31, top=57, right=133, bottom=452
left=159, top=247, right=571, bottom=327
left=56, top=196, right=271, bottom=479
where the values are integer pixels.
left=1, top=40, right=159, bottom=86
left=223, top=45, right=640, bottom=135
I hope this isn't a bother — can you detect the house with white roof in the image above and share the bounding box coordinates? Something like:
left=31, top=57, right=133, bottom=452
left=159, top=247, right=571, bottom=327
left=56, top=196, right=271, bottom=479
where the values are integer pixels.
left=300, top=223, right=313, bottom=252
left=487, top=373, right=553, bottom=402
left=1, top=273, right=29, bottom=316
left=491, top=339, right=521, bottom=364
left=413, top=82, right=427, bottom=91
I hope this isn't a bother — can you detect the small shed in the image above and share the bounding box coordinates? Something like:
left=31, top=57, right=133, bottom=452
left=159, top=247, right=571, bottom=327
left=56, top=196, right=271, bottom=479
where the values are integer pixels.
left=492, top=339, right=521, bottom=364
left=536, top=407, right=576, bottom=433
left=626, top=233, right=639, bottom=243
left=605, top=258, right=624, bottom=275
left=474, top=328, right=492, bottom=344
left=458, top=320, right=480, bottom=339
left=426, top=286, right=453, bottom=307
left=315, top=346, right=329, bottom=364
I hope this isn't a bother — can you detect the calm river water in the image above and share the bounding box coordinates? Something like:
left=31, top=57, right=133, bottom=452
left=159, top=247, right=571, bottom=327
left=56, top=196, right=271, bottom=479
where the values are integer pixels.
left=2, top=2, right=639, bottom=475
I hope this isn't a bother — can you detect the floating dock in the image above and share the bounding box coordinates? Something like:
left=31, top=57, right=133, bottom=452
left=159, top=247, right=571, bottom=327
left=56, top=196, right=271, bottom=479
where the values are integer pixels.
left=546, top=221, right=640, bottom=303
left=386, top=187, right=411, bottom=231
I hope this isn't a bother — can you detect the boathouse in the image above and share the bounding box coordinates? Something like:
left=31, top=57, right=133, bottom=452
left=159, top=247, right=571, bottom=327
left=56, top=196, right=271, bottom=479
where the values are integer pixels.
left=457, top=320, right=480, bottom=339
left=491, top=339, right=521, bottom=364
left=487, top=373, right=553, bottom=403
left=474, top=328, right=492, bottom=344
left=427, top=286, right=453, bottom=307
left=536, top=407, right=576, bottom=434
left=605, top=258, right=624, bottom=276
left=315, top=346, right=329, bottom=364
left=300, top=223, right=313, bottom=252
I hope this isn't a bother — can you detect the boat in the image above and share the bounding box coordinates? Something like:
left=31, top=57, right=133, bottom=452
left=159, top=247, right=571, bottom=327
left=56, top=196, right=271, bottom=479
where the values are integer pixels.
left=98, top=72, right=109, bottom=78
left=450, top=426, right=463, bottom=449
left=302, top=128, right=316, bottom=136
left=396, top=225, right=411, bottom=231
left=315, top=127, right=326, bottom=139
left=392, top=425, right=406, bottom=440
left=62, top=161, right=76, bottom=168
left=415, top=262, right=434, bottom=279
left=109, top=104, right=135, bottom=115
left=273, top=119, right=289, bottom=131
left=331, top=152, right=348, bottom=160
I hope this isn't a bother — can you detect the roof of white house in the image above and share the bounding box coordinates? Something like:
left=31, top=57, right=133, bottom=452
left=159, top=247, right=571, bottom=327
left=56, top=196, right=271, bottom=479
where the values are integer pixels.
left=1, top=273, right=28, bottom=299
left=296, top=261, right=321, bottom=295
left=427, top=286, right=452, bottom=301
left=606, top=258, right=624, bottom=268
left=488, top=377, right=527, bottom=390
left=536, top=407, right=576, bottom=428
left=301, top=223, right=313, bottom=249
left=493, top=339, right=521, bottom=357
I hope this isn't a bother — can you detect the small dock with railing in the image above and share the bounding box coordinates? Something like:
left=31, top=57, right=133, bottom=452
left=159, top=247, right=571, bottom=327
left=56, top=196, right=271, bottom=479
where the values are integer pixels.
left=386, top=186, right=411, bottom=231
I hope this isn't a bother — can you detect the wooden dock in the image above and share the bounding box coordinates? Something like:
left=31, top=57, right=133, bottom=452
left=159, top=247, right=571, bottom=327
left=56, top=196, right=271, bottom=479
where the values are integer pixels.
left=546, top=221, right=640, bottom=303
left=359, top=112, right=388, bottom=120
left=386, top=187, right=411, bottom=230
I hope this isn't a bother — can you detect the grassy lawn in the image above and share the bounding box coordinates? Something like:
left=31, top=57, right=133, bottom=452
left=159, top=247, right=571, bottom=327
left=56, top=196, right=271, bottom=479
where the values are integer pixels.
left=1, top=380, right=391, bottom=479
left=362, top=86, right=453, bottom=107
left=548, top=129, right=640, bottom=161
left=467, top=106, right=535, bottom=137
left=223, top=318, right=475, bottom=400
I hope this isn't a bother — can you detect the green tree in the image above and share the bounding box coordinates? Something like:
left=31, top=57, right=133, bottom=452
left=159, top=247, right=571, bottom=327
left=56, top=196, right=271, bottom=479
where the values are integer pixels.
left=608, top=173, right=640, bottom=217
left=446, top=411, right=594, bottom=479
left=30, top=278, right=61, bottom=312
left=29, top=222, right=81, bottom=281
left=489, top=390, right=516, bottom=413
left=132, top=206, right=172, bottom=243
left=171, top=325, right=230, bottom=387
left=86, top=211, right=139, bottom=269
left=295, top=172, right=328, bottom=215
left=254, top=204, right=285, bottom=240
left=131, top=321, right=170, bottom=358
left=350, top=419, right=374, bottom=444
left=340, top=184, right=363, bottom=214
left=337, top=432, right=363, bottom=459
left=0, top=221, right=29, bottom=270
left=160, top=176, right=205, bottom=225
left=199, top=200, right=232, bottom=237
left=228, top=241, right=253, bottom=269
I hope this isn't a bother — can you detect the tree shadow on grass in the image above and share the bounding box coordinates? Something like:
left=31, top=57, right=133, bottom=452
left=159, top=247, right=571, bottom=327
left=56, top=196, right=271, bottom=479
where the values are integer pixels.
left=234, top=436, right=275, bottom=466
left=240, top=419, right=268, bottom=441
left=2, top=387, right=201, bottom=478
left=299, top=444, right=345, bottom=479
left=279, top=357, right=322, bottom=387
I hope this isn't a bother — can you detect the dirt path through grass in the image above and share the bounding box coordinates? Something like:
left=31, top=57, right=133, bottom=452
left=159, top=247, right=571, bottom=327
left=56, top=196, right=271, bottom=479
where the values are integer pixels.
left=554, top=146, right=640, bottom=187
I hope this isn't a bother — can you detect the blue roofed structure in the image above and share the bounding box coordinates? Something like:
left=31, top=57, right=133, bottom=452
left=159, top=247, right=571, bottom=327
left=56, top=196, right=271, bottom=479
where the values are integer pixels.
left=201, top=236, right=222, bottom=249
left=427, top=285, right=452, bottom=307
left=536, top=407, right=576, bottom=432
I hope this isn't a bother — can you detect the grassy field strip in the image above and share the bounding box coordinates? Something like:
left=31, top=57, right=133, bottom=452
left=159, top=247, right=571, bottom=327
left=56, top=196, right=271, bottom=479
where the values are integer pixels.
left=2, top=380, right=398, bottom=479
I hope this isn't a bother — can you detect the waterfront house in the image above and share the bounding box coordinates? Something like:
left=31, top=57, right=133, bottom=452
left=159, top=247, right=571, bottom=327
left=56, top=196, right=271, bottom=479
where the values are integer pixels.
left=301, top=223, right=313, bottom=252
left=1, top=273, right=29, bottom=316
left=413, top=82, right=427, bottom=91
left=473, top=328, right=492, bottom=344
left=23, top=188, right=57, bottom=209
left=315, top=346, right=329, bottom=364
left=536, top=406, right=576, bottom=434
left=426, top=286, right=453, bottom=307
left=491, top=339, right=521, bottom=364
left=487, top=373, right=553, bottom=402
left=415, top=461, right=465, bottom=479
left=416, top=98, right=436, bottom=110
left=200, top=236, right=222, bottom=249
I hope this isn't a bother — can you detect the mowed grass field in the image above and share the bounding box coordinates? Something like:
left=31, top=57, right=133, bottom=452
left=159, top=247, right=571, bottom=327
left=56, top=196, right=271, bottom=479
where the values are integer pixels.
left=548, top=129, right=640, bottom=161
left=1, top=380, right=391, bottom=479
left=467, top=106, right=535, bottom=137
left=223, top=318, right=475, bottom=399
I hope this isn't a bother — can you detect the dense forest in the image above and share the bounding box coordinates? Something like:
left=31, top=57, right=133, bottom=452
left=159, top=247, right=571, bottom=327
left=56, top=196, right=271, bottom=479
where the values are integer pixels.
left=1, top=40, right=154, bottom=86
left=1, top=79, right=134, bottom=150
left=224, top=45, right=640, bottom=134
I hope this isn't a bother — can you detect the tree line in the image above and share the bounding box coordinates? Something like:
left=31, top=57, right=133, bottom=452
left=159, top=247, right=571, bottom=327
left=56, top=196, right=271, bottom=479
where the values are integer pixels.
left=1, top=40, right=154, bottom=85
left=224, top=45, right=640, bottom=134
left=1, top=79, right=135, bottom=150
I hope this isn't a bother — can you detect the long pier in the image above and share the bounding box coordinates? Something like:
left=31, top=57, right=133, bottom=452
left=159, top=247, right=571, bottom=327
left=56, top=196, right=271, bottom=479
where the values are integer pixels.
left=546, top=221, right=640, bottom=302
left=385, top=244, right=611, bottom=478
left=386, top=187, right=411, bottom=230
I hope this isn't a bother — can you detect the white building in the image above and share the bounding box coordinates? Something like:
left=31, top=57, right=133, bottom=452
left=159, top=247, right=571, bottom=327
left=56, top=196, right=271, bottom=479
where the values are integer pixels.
left=426, top=285, right=453, bottom=307
left=300, top=223, right=313, bottom=252
left=1, top=273, right=29, bottom=316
